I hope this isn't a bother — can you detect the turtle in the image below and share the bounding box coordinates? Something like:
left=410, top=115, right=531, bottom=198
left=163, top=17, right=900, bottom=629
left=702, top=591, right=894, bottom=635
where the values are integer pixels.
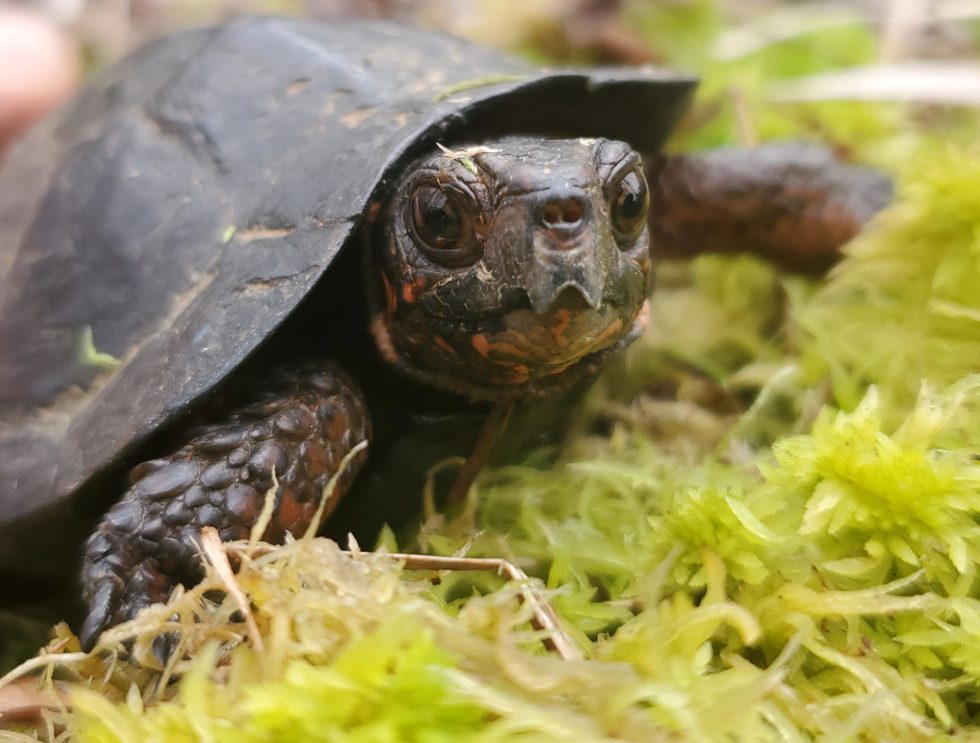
left=0, top=16, right=891, bottom=652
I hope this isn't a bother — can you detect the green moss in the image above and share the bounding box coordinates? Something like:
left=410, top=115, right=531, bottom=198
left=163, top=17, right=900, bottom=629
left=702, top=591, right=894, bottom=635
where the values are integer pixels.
left=766, top=384, right=980, bottom=593
left=5, top=2, right=980, bottom=740
left=75, top=621, right=488, bottom=743
left=798, top=150, right=980, bottom=419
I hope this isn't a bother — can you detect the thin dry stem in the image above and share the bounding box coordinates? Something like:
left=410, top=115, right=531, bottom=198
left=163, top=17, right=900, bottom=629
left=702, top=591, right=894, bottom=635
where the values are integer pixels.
left=0, top=654, right=88, bottom=693
left=235, top=543, right=583, bottom=661
left=304, top=439, right=369, bottom=540
left=248, top=468, right=279, bottom=545
left=447, top=401, right=514, bottom=506
left=200, top=528, right=263, bottom=654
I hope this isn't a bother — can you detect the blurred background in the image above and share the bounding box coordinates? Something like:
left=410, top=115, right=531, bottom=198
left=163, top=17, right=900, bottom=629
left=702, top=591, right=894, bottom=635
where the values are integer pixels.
left=3, top=0, right=980, bottom=159
left=7, top=0, right=980, bottom=65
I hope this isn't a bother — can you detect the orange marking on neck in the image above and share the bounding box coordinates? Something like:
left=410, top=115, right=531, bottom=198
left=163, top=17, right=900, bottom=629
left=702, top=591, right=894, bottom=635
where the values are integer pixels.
left=402, top=274, right=428, bottom=303
left=594, top=319, right=624, bottom=346
left=508, top=364, right=530, bottom=382
left=379, top=271, right=397, bottom=315
left=370, top=315, right=399, bottom=364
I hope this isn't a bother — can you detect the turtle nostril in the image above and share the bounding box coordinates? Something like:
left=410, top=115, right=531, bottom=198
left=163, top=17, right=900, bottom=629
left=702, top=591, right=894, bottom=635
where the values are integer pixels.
left=541, top=197, right=584, bottom=229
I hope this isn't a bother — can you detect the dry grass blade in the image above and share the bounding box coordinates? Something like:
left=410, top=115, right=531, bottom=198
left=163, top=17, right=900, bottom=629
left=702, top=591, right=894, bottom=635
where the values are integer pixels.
left=348, top=552, right=583, bottom=661
left=303, top=439, right=369, bottom=540
left=730, top=87, right=757, bottom=147
left=0, top=651, right=87, bottom=699
left=200, top=527, right=263, bottom=654
left=447, top=401, right=513, bottom=506
left=880, top=0, right=931, bottom=60
left=474, top=556, right=583, bottom=662
left=248, top=468, right=279, bottom=545
left=239, top=543, right=583, bottom=661
left=771, top=62, right=980, bottom=106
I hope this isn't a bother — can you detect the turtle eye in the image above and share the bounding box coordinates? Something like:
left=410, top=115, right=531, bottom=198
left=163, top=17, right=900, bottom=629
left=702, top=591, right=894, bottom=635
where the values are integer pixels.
left=609, top=168, right=649, bottom=243
left=409, top=184, right=480, bottom=265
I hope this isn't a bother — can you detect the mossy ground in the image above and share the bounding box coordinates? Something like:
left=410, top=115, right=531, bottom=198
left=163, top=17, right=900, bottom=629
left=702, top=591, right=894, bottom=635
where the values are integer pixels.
left=3, top=2, right=980, bottom=741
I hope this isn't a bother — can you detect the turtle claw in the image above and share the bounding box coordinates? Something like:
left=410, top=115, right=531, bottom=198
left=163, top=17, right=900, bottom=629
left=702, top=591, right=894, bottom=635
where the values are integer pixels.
left=152, top=630, right=181, bottom=664
left=79, top=557, right=168, bottom=652
left=80, top=583, right=180, bottom=660
left=79, top=518, right=178, bottom=652
left=79, top=580, right=121, bottom=652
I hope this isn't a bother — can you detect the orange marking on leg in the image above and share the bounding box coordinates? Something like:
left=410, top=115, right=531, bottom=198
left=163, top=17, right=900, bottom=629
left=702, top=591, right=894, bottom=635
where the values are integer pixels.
left=433, top=335, right=456, bottom=355
left=234, top=489, right=261, bottom=525
left=485, top=340, right=529, bottom=359
left=471, top=334, right=490, bottom=358
left=276, top=490, right=307, bottom=535
left=300, top=441, right=328, bottom=479
left=328, top=410, right=349, bottom=441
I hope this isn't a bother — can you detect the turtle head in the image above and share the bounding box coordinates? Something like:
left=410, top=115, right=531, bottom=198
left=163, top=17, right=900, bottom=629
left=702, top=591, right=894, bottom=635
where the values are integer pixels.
left=369, top=136, right=652, bottom=400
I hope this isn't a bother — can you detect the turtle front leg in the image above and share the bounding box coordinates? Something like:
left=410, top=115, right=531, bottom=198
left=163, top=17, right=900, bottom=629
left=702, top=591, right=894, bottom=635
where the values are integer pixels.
left=79, top=363, right=371, bottom=652
left=647, top=143, right=893, bottom=274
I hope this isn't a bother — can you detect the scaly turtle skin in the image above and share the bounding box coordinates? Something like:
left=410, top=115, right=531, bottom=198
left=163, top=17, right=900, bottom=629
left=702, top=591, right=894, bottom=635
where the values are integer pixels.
left=0, top=17, right=889, bottom=651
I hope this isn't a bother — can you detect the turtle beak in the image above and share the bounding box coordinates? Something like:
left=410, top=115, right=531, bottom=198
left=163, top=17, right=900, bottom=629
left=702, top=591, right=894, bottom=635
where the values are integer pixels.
left=525, top=191, right=606, bottom=313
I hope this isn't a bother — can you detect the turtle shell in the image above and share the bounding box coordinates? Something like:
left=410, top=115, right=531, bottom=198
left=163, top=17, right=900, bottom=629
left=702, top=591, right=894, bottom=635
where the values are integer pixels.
left=0, top=16, right=695, bottom=581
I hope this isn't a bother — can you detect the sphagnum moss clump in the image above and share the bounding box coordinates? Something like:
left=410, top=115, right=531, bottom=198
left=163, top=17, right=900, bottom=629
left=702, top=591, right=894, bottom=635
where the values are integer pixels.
left=798, top=148, right=980, bottom=420
left=5, top=147, right=980, bottom=742
left=767, top=384, right=980, bottom=593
